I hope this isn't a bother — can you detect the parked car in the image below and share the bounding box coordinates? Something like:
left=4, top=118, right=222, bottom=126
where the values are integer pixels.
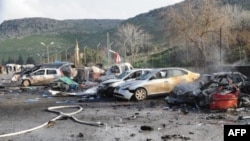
left=97, top=68, right=152, bottom=97
left=20, top=67, right=63, bottom=87
left=113, top=67, right=200, bottom=101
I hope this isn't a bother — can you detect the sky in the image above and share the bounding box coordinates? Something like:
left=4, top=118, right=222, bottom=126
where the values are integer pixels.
left=0, top=0, right=184, bottom=24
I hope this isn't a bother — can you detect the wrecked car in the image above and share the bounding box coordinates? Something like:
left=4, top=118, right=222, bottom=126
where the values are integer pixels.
left=49, top=76, right=79, bottom=91
left=20, top=67, right=63, bottom=87
left=97, top=68, right=152, bottom=97
left=204, top=74, right=240, bottom=110
left=113, top=67, right=200, bottom=101
left=11, top=67, right=36, bottom=82
left=212, top=71, right=250, bottom=93
left=98, top=63, right=133, bottom=82
left=18, top=62, right=78, bottom=87
left=165, top=74, right=214, bottom=106
left=12, top=62, right=76, bottom=82
left=166, top=72, right=244, bottom=110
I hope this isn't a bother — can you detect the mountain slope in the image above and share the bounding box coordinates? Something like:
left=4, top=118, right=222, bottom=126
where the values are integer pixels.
left=0, top=0, right=250, bottom=65
left=0, top=18, right=123, bottom=41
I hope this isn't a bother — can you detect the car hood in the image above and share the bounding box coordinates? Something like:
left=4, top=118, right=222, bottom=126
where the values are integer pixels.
left=99, top=74, right=116, bottom=82
left=102, top=79, right=121, bottom=84
left=120, top=80, right=145, bottom=87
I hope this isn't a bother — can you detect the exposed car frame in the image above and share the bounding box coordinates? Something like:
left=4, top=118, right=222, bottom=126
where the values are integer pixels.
left=165, top=71, right=250, bottom=108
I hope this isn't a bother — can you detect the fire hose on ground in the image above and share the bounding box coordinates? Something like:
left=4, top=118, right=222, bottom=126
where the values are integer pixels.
left=0, top=105, right=104, bottom=138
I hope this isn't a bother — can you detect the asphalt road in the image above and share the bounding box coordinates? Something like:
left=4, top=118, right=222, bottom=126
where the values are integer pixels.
left=0, top=73, right=250, bottom=141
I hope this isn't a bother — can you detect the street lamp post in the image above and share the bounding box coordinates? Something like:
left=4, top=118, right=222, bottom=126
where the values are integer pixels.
left=37, top=53, right=42, bottom=64
left=84, top=45, right=87, bottom=65
left=40, top=42, right=54, bottom=63
left=96, top=43, right=100, bottom=63
left=107, top=42, right=113, bottom=66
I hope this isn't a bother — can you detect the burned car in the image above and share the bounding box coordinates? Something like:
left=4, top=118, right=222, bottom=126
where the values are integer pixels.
left=21, top=67, right=63, bottom=87
left=113, top=67, right=200, bottom=101
left=97, top=68, right=152, bottom=97
left=19, top=62, right=77, bottom=87
left=213, top=72, right=250, bottom=93
left=12, top=62, right=76, bottom=82
left=166, top=71, right=248, bottom=110
left=165, top=74, right=214, bottom=106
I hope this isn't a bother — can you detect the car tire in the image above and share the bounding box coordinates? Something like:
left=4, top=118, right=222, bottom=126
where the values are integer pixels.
left=105, top=87, right=114, bottom=97
left=22, top=80, right=31, bottom=87
left=134, top=88, right=147, bottom=101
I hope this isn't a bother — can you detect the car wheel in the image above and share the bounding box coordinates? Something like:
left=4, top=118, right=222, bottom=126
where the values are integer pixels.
left=105, top=87, right=114, bottom=97
left=22, top=80, right=30, bottom=87
left=134, top=88, right=147, bottom=101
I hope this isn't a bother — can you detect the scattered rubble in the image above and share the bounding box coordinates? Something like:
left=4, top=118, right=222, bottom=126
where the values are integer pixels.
left=1, top=64, right=250, bottom=140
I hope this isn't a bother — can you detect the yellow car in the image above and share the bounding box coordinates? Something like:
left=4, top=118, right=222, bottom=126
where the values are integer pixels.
left=113, top=67, right=200, bottom=101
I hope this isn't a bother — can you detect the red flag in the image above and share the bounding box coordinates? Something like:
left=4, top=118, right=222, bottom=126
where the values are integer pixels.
left=109, top=49, right=121, bottom=64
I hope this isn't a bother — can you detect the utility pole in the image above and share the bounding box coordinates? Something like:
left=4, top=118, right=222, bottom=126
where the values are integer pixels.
left=74, top=39, right=80, bottom=67
left=107, top=32, right=110, bottom=66
left=219, top=27, right=222, bottom=65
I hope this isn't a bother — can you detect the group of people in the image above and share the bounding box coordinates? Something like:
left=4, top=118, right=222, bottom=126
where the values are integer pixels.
left=0, top=64, right=25, bottom=74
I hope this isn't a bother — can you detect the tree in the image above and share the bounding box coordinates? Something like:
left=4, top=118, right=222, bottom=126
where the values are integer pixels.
left=16, top=54, right=24, bottom=64
left=116, top=23, right=151, bottom=64
left=165, top=0, right=237, bottom=66
left=7, top=56, right=15, bottom=64
left=228, top=4, right=250, bottom=63
left=1, top=58, right=5, bottom=65
left=26, top=56, right=36, bottom=64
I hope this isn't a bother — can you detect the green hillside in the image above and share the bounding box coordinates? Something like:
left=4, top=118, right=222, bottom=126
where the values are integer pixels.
left=1, top=0, right=250, bottom=68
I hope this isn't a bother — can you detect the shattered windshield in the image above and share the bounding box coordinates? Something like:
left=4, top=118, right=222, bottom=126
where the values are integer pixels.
left=116, top=71, right=130, bottom=79
left=137, top=70, right=153, bottom=80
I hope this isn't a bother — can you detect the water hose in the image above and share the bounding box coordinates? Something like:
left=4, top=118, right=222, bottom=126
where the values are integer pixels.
left=0, top=105, right=104, bottom=138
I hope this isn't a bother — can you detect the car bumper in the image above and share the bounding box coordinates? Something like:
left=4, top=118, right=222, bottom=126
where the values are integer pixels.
left=113, top=88, right=133, bottom=100
left=165, top=96, right=185, bottom=104
left=165, top=94, right=195, bottom=105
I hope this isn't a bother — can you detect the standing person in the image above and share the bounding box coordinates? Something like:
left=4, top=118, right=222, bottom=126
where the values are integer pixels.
left=20, top=65, right=24, bottom=71
left=6, top=66, right=9, bottom=74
